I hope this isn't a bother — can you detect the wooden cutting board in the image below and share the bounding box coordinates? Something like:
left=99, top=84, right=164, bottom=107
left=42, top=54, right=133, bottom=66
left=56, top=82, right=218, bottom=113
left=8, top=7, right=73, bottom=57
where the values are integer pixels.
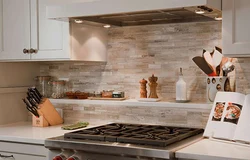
left=88, top=97, right=126, bottom=101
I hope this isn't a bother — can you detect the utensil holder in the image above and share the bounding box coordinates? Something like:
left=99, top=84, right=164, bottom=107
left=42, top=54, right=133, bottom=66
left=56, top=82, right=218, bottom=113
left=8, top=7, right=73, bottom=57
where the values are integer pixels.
left=206, top=76, right=232, bottom=102
left=32, top=115, right=49, bottom=127
left=32, top=98, right=63, bottom=127
left=38, top=98, right=63, bottom=126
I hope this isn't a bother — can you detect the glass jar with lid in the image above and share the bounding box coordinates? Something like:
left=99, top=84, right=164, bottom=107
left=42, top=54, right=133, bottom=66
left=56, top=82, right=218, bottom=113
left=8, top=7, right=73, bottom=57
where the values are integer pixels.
left=49, top=80, right=66, bottom=99
left=35, top=76, right=52, bottom=97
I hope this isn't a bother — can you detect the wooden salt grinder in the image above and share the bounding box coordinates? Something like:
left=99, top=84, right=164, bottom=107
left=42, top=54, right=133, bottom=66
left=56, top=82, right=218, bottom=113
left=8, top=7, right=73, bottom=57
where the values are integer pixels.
left=139, top=78, right=148, bottom=98
left=148, top=74, right=158, bottom=98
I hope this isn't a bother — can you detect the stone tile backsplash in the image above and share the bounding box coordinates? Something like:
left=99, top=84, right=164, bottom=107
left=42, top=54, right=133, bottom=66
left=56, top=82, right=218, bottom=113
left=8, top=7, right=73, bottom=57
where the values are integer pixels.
left=39, top=21, right=250, bottom=127
left=52, top=103, right=211, bottom=128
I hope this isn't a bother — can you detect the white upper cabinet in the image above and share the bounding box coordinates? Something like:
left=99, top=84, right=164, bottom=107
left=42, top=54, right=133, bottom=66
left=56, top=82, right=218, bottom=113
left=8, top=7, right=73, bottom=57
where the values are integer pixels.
left=223, top=0, right=250, bottom=57
left=0, top=0, right=31, bottom=60
left=0, top=0, right=107, bottom=61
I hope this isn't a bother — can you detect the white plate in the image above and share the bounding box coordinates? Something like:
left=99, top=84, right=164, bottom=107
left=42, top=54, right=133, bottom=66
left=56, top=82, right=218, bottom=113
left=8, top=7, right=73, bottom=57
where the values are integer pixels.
left=136, top=98, right=161, bottom=102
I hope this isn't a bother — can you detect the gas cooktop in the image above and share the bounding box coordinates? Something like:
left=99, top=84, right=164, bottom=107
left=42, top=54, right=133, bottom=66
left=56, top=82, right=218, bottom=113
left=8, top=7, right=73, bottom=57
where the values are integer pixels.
left=64, top=123, right=204, bottom=147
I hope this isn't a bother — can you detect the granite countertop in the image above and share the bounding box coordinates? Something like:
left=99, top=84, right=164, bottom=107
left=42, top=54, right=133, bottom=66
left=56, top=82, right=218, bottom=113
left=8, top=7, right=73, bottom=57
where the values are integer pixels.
left=0, top=121, right=100, bottom=145
left=176, top=138, right=250, bottom=160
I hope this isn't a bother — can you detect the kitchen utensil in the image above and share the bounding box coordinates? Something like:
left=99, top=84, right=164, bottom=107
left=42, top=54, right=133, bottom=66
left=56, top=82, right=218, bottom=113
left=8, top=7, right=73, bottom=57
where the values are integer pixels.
left=202, top=49, right=206, bottom=56
left=222, top=59, right=235, bottom=76
left=27, top=92, right=40, bottom=104
left=192, top=56, right=217, bottom=76
left=29, top=88, right=42, bottom=102
left=22, top=98, right=40, bottom=117
left=28, top=97, right=39, bottom=109
left=215, top=46, right=222, bottom=53
left=26, top=97, right=38, bottom=109
left=148, top=74, right=158, bottom=98
left=32, top=87, right=43, bottom=99
left=204, top=51, right=216, bottom=73
left=223, top=64, right=235, bottom=76
left=212, top=48, right=223, bottom=71
left=219, top=57, right=229, bottom=76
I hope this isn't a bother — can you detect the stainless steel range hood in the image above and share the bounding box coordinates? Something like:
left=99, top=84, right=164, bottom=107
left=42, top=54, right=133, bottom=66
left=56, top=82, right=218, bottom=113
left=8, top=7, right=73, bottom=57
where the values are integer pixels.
left=47, top=0, right=222, bottom=27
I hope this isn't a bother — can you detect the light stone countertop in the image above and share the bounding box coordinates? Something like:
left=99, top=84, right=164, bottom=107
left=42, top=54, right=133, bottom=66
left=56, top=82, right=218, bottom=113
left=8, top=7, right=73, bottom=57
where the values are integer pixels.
left=0, top=122, right=248, bottom=160
left=176, top=138, right=250, bottom=160
left=0, top=121, right=101, bottom=145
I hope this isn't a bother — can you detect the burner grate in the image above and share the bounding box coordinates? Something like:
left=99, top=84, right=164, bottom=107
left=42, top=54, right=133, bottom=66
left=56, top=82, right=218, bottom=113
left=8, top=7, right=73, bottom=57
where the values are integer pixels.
left=64, top=123, right=204, bottom=147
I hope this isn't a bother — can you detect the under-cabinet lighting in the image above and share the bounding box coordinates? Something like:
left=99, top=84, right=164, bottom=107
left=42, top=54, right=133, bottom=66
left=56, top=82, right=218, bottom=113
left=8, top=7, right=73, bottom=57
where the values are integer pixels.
left=195, top=10, right=205, bottom=14
left=214, top=16, right=222, bottom=21
left=103, top=24, right=111, bottom=28
left=74, top=19, right=83, bottom=24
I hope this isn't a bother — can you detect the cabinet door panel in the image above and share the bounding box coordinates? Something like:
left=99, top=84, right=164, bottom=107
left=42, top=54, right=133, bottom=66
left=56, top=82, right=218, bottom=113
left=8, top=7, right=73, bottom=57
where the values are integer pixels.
left=31, top=0, right=70, bottom=60
left=0, top=0, right=31, bottom=60
left=223, top=0, right=250, bottom=57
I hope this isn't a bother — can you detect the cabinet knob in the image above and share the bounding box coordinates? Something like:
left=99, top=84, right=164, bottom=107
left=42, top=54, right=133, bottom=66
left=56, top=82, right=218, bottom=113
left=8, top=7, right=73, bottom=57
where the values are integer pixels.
left=23, top=48, right=29, bottom=54
left=30, top=48, right=38, bottom=54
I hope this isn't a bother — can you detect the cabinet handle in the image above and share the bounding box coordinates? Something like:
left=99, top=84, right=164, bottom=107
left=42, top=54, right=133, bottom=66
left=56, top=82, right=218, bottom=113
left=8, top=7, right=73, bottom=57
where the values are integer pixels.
left=23, top=48, right=29, bottom=54
left=30, top=48, right=38, bottom=54
left=0, top=154, right=14, bottom=158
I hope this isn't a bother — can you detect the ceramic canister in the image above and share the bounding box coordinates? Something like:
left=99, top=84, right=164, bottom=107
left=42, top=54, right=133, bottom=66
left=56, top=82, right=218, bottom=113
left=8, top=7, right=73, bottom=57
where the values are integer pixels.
left=206, top=76, right=230, bottom=102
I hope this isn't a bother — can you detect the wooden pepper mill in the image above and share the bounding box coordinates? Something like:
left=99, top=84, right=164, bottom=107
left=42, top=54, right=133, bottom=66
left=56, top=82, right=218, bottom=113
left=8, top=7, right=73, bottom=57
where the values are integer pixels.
left=148, top=74, right=158, bottom=98
left=139, top=78, right=148, bottom=98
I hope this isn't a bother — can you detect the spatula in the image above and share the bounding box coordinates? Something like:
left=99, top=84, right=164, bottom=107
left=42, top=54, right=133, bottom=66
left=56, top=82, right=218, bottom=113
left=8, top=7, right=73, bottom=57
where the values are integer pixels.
left=203, top=51, right=216, bottom=73
left=213, top=48, right=223, bottom=70
left=192, top=56, right=217, bottom=76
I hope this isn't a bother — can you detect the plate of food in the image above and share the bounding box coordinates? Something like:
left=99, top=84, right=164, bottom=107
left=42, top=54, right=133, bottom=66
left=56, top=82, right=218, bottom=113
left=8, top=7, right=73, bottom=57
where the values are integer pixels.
left=213, top=102, right=225, bottom=120
left=225, top=104, right=241, bottom=119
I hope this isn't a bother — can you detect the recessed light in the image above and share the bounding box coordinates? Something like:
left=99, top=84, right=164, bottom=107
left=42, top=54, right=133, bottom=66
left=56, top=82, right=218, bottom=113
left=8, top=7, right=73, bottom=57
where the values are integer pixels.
left=195, top=10, right=205, bottom=14
left=103, top=24, right=111, bottom=28
left=74, top=19, right=83, bottom=24
left=214, top=16, right=222, bottom=21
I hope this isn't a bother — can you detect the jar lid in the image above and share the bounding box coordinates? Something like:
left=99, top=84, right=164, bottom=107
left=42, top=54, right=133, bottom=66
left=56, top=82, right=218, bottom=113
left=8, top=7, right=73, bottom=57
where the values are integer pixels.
left=113, top=91, right=122, bottom=94
left=49, top=80, right=66, bottom=85
left=36, top=76, right=51, bottom=81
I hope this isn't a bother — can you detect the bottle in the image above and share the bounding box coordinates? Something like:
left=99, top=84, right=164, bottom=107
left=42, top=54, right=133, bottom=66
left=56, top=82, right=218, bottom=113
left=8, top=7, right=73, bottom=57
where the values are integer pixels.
left=139, top=78, right=148, bottom=98
left=176, top=68, right=187, bottom=101
left=148, top=74, right=158, bottom=98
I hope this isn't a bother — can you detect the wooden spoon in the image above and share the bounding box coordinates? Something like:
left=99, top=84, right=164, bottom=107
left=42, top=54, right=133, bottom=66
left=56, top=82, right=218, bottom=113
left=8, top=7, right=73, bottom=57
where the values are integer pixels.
left=213, top=48, right=223, bottom=71
left=192, top=56, right=217, bottom=76
left=203, top=51, right=216, bottom=73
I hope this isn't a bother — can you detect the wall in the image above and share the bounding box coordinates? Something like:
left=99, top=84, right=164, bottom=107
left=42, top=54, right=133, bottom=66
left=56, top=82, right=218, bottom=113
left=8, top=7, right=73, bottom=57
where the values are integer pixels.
left=40, top=21, right=223, bottom=101
left=0, top=62, right=39, bottom=125
left=39, top=21, right=250, bottom=127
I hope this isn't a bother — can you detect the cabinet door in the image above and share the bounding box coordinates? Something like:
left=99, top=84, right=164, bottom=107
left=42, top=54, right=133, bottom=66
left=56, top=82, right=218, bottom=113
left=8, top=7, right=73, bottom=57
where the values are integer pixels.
left=0, top=0, right=31, bottom=60
left=30, top=0, right=70, bottom=60
left=223, top=0, right=250, bottom=57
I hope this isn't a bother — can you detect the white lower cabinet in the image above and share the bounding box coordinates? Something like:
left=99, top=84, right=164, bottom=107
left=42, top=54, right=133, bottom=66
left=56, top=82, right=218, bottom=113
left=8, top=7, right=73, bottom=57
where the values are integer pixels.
left=0, top=141, right=48, bottom=160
